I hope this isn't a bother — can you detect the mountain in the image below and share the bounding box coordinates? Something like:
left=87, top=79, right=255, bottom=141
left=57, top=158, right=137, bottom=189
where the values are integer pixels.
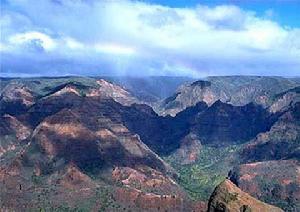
left=229, top=160, right=300, bottom=211
left=0, top=82, right=36, bottom=115
left=158, top=76, right=300, bottom=116
left=241, top=102, right=300, bottom=162
left=102, top=76, right=194, bottom=104
left=0, top=78, right=205, bottom=211
left=0, top=76, right=193, bottom=105
left=228, top=90, right=300, bottom=211
left=269, top=86, right=300, bottom=113
left=155, top=77, right=299, bottom=210
left=122, top=98, right=279, bottom=155
left=191, top=100, right=279, bottom=146
left=1, top=76, right=299, bottom=211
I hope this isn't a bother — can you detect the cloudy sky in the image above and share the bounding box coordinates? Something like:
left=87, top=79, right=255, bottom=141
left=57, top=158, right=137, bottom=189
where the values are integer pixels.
left=1, top=0, right=300, bottom=77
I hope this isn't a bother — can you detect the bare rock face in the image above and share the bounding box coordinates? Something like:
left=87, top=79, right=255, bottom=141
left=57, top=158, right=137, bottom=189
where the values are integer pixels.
left=269, top=86, right=300, bottom=113
left=1, top=83, right=35, bottom=106
left=47, top=84, right=81, bottom=97
left=241, top=102, right=300, bottom=162
left=207, top=179, right=283, bottom=212
left=0, top=114, right=31, bottom=163
left=0, top=114, right=31, bottom=141
left=229, top=160, right=300, bottom=211
left=0, top=85, right=183, bottom=210
left=1, top=76, right=299, bottom=211
left=172, top=133, right=202, bottom=165
left=28, top=92, right=83, bottom=127
left=28, top=96, right=173, bottom=175
left=120, top=103, right=190, bottom=155
left=114, top=187, right=184, bottom=211
left=56, top=163, right=95, bottom=190
left=158, top=76, right=300, bottom=116
left=112, top=166, right=180, bottom=194
left=111, top=163, right=207, bottom=212
left=114, top=187, right=207, bottom=212
left=87, top=79, right=140, bottom=106
left=0, top=83, right=35, bottom=115
left=158, top=80, right=221, bottom=116
left=192, top=100, right=277, bottom=146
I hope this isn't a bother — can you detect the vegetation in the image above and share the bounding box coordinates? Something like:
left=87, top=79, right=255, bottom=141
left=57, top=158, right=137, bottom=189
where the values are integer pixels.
left=1, top=76, right=299, bottom=211
left=0, top=77, right=99, bottom=97
left=165, top=144, right=242, bottom=201
left=0, top=135, right=23, bottom=165
left=255, top=175, right=299, bottom=211
left=23, top=184, right=122, bottom=211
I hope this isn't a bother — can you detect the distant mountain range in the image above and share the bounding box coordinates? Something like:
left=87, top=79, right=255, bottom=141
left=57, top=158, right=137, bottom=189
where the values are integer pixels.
left=0, top=76, right=299, bottom=211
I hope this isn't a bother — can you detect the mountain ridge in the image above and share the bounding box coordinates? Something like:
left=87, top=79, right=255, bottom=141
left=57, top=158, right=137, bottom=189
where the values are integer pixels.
left=1, top=76, right=299, bottom=211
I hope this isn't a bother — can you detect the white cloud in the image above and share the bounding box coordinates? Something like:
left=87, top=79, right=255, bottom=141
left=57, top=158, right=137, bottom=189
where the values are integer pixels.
left=1, top=0, right=300, bottom=76
left=63, top=37, right=84, bottom=50
left=94, top=43, right=136, bottom=55
left=8, top=31, right=57, bottom=51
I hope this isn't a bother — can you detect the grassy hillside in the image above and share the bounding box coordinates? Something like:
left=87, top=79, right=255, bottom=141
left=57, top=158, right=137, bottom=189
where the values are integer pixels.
left=165, top=144, right=243, bottom=201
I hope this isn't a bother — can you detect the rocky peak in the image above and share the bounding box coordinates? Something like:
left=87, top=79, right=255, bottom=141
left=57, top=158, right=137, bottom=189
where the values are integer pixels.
left=86, top=79, right=139, bottom=106
left=207, top=179, right=283, bottom=212
left=47, top=85, right=81, bottom=97
left=158, top=80, right=219, bottom=116
left=269, top=86, right=300, bottom=113
left=1, top=83, right=35, bottom=106
left=158, top=76, right=300, bottom=116
left=0, top=83, right=35, bottom=115
left=41, top=81, right=91, bottom=97
left=0, top=114, right=31, bottom=140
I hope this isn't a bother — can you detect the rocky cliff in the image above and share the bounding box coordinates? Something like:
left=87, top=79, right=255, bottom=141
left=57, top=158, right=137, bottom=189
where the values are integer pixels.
left=208, top=180, right=283, bottom=212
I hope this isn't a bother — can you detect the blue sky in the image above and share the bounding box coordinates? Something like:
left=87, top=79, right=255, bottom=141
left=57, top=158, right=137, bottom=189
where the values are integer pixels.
left=146, top=0, right=300, bottom=27
left=1, top=0, right=300, bottom=77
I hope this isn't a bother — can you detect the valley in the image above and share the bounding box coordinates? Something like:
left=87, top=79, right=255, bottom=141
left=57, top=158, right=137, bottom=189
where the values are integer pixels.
left=0, top=76, right=299, bottom=211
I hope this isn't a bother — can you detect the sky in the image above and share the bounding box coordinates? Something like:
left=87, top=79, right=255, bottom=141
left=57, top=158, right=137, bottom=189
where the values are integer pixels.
left=0, top=0, right=300, bottom=77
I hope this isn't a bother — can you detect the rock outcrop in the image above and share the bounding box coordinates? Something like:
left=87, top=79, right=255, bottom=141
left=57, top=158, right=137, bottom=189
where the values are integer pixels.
left=207, top=179, right=283, bottom=212
left=0, top=83, right=35, bottom=115
left=87, top=79, right=140, bottom=106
